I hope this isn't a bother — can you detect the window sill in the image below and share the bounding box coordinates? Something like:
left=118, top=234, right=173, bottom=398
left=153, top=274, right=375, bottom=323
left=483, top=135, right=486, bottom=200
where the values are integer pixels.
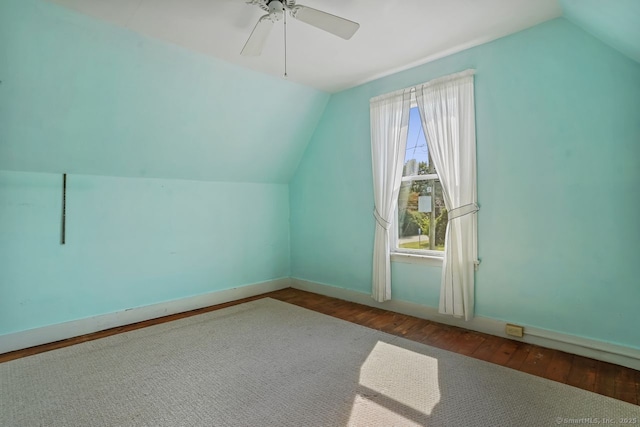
left=391, top=252, right=443, bottom=266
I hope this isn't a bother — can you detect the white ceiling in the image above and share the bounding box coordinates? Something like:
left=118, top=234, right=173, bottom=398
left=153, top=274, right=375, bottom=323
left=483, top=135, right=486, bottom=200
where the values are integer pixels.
left=48, top=0, right=562, bottom=93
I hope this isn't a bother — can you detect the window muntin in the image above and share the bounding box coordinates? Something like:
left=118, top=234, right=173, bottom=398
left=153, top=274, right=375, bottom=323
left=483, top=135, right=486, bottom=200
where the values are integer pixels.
left=393, top=106, right=446, bottom=256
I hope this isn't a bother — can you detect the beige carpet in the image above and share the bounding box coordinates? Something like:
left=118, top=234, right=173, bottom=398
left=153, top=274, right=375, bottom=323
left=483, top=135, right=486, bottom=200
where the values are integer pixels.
left=1, top=298, right=638, bottom=426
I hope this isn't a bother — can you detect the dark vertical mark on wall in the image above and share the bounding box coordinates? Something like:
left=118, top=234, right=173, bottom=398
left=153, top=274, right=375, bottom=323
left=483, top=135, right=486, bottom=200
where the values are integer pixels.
left=61, top=173, right=67, bottom=245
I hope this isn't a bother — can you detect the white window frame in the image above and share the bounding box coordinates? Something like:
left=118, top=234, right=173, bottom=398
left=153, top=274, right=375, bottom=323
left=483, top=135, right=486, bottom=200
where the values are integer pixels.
left=390, top=100, right=444, bottom=265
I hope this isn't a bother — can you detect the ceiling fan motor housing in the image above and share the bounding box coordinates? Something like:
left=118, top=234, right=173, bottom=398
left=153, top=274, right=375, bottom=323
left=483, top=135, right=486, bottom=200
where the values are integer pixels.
left=268, top=1, right=284, bottom=21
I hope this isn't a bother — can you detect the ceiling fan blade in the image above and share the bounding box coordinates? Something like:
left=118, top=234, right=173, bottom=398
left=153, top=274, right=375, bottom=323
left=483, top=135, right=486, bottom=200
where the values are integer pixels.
left=290, top=5, right=359, bottom=40
left=241, top=15, right=274, bottom=56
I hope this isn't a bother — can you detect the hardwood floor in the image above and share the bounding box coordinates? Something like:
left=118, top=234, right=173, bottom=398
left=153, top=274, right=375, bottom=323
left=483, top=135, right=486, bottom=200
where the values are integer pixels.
left=2, top=287, right=638, bottom=406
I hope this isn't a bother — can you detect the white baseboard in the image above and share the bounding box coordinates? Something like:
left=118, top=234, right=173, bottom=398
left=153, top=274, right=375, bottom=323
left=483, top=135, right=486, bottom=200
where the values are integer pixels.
left=0, top=278, right=291, bottom=355
left=291, top=278, right=640, bottom=371
left=5, top=276, right=639, bottom=371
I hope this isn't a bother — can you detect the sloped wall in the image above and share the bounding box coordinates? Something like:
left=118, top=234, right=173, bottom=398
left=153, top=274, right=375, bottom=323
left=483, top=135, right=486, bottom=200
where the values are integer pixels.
left=0, top=0, right=327, bottom=336
left=0, top=0, right=329, bottom=183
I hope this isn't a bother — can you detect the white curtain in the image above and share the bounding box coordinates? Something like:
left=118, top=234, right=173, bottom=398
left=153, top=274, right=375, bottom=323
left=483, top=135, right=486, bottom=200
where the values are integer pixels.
left=415, top=70, right=478, bottom=320
left=370, top=90, right=411, bottom=302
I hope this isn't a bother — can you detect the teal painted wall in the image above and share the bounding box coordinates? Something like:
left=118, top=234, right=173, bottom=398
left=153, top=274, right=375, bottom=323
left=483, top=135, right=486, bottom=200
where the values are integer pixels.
left=0, top=0, right=313, bottom=335
left=290, top=18, right=640, bottom=349
left=561, top=0, right=640, bottom=64
left=0, top=171, right=290, bottom=335
left=0, top=0, right=329, bottom=183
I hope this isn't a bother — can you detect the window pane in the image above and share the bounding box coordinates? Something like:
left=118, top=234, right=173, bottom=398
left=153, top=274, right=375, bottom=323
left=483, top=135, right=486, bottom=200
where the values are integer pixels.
left=397, top=107, right=445, bottom=252
left=404, top=107, right=430, bottom=177
left=397, top=179, right=446, bottom=251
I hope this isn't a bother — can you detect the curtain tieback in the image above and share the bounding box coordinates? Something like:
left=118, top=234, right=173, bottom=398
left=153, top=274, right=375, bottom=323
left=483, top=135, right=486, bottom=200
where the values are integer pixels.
left=373, top=208, right=391, bottom=230
left=448, top=203, right=479, bottom=221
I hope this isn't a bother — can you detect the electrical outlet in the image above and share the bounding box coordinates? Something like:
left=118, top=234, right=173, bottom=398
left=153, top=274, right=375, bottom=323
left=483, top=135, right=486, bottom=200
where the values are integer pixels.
left=505, top=324, right=524, bottom=338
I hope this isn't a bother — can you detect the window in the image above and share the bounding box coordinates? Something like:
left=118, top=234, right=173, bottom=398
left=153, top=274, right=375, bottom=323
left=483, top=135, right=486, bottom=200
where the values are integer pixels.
left=391, top=106, right=445, bottom=257
left=370, top=70, right=476, bottom=312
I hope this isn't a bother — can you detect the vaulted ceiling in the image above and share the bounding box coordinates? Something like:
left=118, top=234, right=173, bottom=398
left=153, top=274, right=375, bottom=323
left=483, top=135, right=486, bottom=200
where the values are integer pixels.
left=4, top=0, right=638, bottom=184
left=0, top=0, right=329, bottom=183
left=48, top=0, right=564, bottom=92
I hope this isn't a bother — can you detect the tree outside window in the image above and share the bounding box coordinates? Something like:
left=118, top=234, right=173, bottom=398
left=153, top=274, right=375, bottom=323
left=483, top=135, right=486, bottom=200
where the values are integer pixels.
left=395, top=107, right=446, bottom=253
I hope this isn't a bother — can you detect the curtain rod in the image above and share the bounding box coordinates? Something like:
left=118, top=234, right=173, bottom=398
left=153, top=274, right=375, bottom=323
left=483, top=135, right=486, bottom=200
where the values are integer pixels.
left=370, top=69, right=475, bottom=104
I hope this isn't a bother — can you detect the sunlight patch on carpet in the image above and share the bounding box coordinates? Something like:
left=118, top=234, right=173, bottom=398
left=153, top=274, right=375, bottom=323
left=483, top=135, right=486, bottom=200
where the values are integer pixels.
left=359, top=341, right=441, bottom=415
left=1, top=298, right=638, bottom=426
left=348, top=396, right=421, bottom=427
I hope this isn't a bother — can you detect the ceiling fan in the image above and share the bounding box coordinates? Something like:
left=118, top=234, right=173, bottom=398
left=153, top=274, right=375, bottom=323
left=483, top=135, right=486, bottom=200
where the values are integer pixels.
left=241, top=0, right=360, bottom=56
